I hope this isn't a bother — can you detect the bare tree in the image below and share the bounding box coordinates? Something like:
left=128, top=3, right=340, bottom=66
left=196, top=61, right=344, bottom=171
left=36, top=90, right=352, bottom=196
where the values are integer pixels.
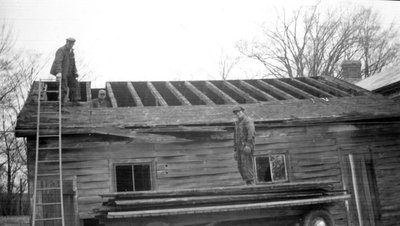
left=0, top=21, right=44, bottom=215
left=218, top=50, right=241, bottom=80
left=237, top=5, right=400, bottom=78
left=354, top=8, right=400, bottom=78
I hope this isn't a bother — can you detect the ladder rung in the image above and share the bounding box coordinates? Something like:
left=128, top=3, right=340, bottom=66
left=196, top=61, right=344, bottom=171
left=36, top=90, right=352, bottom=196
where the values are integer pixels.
left=43, top=100, right=60, bottom=103
left=40, top=122, right=59, bottom=125
left=39, top=111, right=59, bottom=114
left=37, top=173, right=60, bottom=177
left=37, top=160, right=59, bottom=163
left=36, top=187, right=61, bottom=191
left=38, top=147, right=59, bottom=150
left=35, top=217, right=63, bottom=221
left=46, top=91, right=59, bottom=93
left=36, top=202, right=62, bottom=206
left=39, top=135, right=59, bottom=138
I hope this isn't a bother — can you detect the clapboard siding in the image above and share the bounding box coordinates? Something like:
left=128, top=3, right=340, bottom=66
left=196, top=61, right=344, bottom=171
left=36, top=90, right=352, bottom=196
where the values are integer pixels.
left=26, top=122, right=400, bottom=225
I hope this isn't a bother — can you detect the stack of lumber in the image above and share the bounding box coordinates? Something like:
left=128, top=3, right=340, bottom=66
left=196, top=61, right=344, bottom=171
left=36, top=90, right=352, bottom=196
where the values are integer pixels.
left=96, top=181, right=346, bottom=218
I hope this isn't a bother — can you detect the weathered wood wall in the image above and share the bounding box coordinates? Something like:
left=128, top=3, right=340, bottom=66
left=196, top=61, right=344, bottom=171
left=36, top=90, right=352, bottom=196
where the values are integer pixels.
left=27, top=122, right=400, bottom=226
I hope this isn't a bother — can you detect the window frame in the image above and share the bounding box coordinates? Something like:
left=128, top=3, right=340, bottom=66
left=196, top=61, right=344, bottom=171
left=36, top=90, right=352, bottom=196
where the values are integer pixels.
left=109, top=158, right=156, bottom=192
left=253, top=153, right=289, bottom=184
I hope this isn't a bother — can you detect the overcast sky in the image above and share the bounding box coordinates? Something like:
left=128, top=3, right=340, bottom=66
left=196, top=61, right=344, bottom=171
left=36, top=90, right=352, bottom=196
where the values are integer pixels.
left=1, top=0, right=399, bottom=87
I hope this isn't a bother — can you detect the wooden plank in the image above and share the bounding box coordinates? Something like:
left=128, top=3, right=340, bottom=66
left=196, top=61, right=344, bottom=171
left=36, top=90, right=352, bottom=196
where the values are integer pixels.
left=289, top=78, right=334, bottom=97
left=272, top=79, right=316, bottom=99
left=106, top=195, right=350, bottom=218
left=303, top=77, right=350, bottom=97
left=165, top=81, right=191, bottom=105
left=85, top=82, right=91, bottom=101
left=240, top=81, right=278, bottom=101
left=147, top=82, right=168, bottom=106
left=184, top=81, right=215, bottom=105
left=100, top=181, right=337, bottom=198
left=320, top=76, right=374, bottom=96
left=223, top=81, right=258, bottom=103
left=257, top=80, right=297, bottom=100
left=126, top=82, right=144, bottom=107
left=106, top=82, right=118, bottom=108
left=205, top=81, right=238, bottom=104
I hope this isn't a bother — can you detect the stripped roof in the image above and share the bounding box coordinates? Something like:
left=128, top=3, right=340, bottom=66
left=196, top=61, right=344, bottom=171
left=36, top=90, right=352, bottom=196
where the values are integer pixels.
left=105, top=76, right=370, bottom=108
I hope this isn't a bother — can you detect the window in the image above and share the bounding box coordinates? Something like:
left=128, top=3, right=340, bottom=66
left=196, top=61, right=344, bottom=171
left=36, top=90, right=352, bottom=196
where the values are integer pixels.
left=255, top=154, right=287, bottom=183
left=115, top=163, right=152, bottom=192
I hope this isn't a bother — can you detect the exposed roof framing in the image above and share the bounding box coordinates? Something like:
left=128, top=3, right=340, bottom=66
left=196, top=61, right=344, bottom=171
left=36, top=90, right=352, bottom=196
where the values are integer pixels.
left=165, top=82, right=191, bottom=106
left=302, top=77, right=349, bottom=97
left=240, top=81, right=278, bottom=101
left=184, top=81, right=216, bottom=105
left=127, top=82, right=144, bottom=107
left=255, top=80, right=296, bottom=100
left=106, top=82, right=118, bottom=108
left=271, top=79, right=316, bottom=99
left=29, top=77, right=374, bottom=108
left=223, top=81, right=258, bottom=104
left=205, top=81, right=238, bottom=104
left=147, top=82, right=168, bottom=106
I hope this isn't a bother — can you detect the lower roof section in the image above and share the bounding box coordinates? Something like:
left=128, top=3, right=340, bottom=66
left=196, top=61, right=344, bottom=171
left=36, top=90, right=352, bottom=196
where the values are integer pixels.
left=15, top=94, right=400, bottom=137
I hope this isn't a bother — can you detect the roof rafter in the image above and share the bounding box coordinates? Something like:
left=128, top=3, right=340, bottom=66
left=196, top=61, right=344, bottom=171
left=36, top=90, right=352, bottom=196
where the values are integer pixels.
left=256, top=80, right=296, bottom=100
left=303, top=77, right=349, bottom=97
left=165, top=82, right=191, bottom=105
left=147, top=82, right=168, bottom=106
left=240, top=81, right=278, bottom=101
left=184, top=81, right=215, bottom=105
left=205, top=81, right=238, bottom=104
left=320, top=76, right=373, bottom=96
left=272, top=79, right=316, bottom=99
left=289, top=78, right=334, bottom=97
left=126, top=82, right=144, bottom=107
left=106, top=82, right=118, bottom=108
left=223, top=81, right=258, bottom=104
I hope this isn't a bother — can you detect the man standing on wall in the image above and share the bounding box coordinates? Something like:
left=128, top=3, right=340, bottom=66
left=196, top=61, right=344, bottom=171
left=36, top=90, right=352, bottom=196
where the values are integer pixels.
left=233, top=106, right=256, bottom=185
left=50, top=37, right=80, bottom=103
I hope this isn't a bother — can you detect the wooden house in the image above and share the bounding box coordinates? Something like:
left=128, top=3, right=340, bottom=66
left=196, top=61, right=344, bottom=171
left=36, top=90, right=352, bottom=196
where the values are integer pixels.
left=15, top=76, right=400, bottom=226
left=356, top=66, right=400, bottom=102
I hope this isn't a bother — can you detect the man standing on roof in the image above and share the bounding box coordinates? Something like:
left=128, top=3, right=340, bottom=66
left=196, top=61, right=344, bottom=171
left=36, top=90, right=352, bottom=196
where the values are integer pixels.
left=91, top=89, right=111, bottom=108
left=50, top=37, right=80, bottom=103
left=233, top=106, right=256, bottom=185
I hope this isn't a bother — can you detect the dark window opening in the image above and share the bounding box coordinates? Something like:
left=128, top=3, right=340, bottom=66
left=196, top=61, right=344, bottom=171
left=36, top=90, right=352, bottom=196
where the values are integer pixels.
left=255, top=154, right=287, bottom=183
left=115, top=164, right=152, bottom=192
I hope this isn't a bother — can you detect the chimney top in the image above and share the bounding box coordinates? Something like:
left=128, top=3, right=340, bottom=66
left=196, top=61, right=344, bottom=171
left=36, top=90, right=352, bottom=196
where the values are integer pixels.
left=342, top=60, right=362, bottom=83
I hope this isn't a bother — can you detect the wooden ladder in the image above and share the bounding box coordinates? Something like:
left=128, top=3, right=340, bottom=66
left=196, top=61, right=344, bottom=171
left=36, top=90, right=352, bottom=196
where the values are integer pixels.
left=32, top=79, right=65, bottom=226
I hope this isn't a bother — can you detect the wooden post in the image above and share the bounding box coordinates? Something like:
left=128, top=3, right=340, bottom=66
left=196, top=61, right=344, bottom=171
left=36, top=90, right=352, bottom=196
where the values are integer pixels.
left=349, top=154, right=363, bottom=226
left=86, top=82, right=92, bottom=102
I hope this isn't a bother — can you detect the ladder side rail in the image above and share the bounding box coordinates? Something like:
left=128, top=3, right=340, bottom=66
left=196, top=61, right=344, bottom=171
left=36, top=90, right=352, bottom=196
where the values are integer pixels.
left=32, top=81, right=42, bottom=226
left=58, top=77, right=65, bottom=226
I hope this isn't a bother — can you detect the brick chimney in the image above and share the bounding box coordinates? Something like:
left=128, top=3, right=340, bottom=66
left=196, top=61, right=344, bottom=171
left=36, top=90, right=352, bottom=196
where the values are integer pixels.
left=341, top=60, right=362, bottom=83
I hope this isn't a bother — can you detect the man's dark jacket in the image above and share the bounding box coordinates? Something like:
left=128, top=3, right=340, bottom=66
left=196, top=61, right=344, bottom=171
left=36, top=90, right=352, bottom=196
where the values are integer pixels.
left=50, top=45, right=77, bottom=77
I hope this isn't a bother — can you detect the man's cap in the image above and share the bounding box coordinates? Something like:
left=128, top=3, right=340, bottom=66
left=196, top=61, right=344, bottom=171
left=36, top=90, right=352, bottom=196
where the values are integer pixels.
left=99, top=90, right=106, bottom=95
left=66, top=37, right=76, bottom=42
left=232, top=106, right=245, bottom=113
